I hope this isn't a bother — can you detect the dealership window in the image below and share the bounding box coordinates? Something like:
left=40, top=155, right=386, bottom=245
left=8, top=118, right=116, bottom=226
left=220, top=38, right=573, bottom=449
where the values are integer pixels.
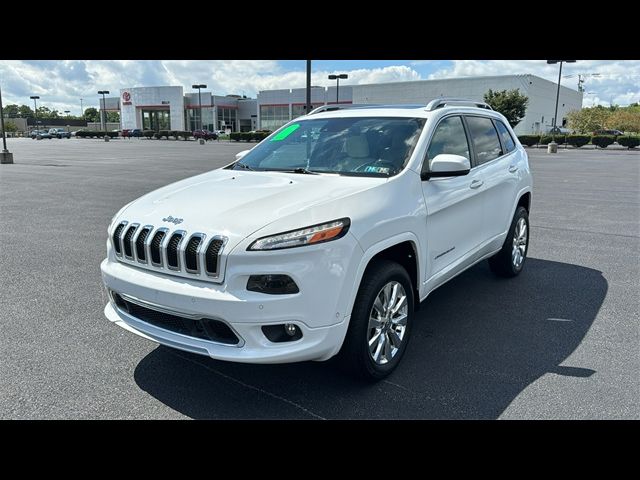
left=217, top=107, right=238, bottom=132
left=142, top=110, right=170, bottom=131
left=291, top=104, right=325, bottom=120
left=260, top=105, right=289, bottom=131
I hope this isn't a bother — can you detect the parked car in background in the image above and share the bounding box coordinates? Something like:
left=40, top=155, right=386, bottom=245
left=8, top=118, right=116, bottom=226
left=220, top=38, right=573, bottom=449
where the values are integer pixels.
left=193, top=129, right=218, bottom=141
left=30, top=130, right=52, bottom=139
left=129, top=129, right=143, bottom=138
left=49, top=128, right=71, bottom=139
left=593, top=129, right=624, bottom=136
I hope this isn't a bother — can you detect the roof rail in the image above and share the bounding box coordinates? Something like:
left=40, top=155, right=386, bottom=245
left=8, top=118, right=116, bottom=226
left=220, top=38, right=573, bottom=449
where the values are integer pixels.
left=425, top=98, right=493, bottom=111
left=307, top=104, right=374, bottom=115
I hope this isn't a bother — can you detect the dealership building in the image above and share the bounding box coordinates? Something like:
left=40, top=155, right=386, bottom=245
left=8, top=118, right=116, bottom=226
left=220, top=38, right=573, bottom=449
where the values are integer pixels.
left=101, top=74, right=582, bottom=135
left=102, top=87, right=257, bottom=132
left=256, top=74, right=583, bottom=135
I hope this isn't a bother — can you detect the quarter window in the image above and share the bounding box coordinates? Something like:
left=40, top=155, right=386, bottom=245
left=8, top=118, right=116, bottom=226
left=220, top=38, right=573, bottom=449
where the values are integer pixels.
left=424, top=116, right=470, bottom=171
left=465, top=116, right=503, bottom=165
left=494, top=120, right=516, bottom=154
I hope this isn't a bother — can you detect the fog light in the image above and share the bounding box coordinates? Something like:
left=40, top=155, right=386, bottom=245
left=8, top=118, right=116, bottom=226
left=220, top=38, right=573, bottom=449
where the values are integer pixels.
left=262, top=324, right=303, bottom=342
left=247, top=274, right=299, bottom=295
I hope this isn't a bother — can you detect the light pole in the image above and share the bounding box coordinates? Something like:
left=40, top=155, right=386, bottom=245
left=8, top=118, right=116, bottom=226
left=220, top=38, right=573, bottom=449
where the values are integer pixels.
left=192, top=84, right=207, bottom=131
left=328, top=74, right=348, bottom=104
left=30, top=95, right=40, bottom=139
left=98, top=90, right=109, bottom=131
left=80, top=98, right=84, bottom=118
left=1, top=83, right=14, bottom=164
left=547, top=60, right=576, bottom=133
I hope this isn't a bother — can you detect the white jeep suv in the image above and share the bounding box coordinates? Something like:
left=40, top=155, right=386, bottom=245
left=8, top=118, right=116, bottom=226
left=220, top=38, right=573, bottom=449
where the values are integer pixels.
left=101, top=98, right=532, bottom=380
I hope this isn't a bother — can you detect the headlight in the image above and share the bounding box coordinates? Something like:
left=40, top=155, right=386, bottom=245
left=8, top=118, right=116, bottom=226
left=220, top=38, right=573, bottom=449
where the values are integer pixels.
left=248, top=218, right=351, bottom=251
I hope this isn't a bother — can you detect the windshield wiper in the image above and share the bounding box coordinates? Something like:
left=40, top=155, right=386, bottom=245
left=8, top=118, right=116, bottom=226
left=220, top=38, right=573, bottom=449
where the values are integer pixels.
left=286, top=167, right=319, bottom=175
left=235, top=162, right=254, bottom=171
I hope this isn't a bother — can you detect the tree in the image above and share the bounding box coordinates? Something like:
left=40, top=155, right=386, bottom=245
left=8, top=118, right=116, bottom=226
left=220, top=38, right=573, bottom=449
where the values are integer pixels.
left=567, top=106, right=611, bottom=133
left=606, top=109, right=640, bottom=133
left=483, top=89, right=529, bottom=127
left=18, top=105, right=34, bottom=118
left=84, top=107, right=99, bottom=122
left=3, top=104, right=19, bottom=117
left=1, top=121, right=18, bottom=133
left=106, top=111, right=120, bottom=122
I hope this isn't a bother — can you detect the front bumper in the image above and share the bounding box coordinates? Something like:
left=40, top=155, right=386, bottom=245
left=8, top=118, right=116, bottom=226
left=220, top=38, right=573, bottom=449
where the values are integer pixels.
left=100, top=233, right=362, bottom=363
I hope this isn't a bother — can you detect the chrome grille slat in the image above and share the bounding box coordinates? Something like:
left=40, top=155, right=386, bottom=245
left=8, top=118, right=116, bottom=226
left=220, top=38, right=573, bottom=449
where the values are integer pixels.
left=113, top=220, right=227, bottom=283
left=123, top=223, right=139, bottom=259
left=134, top=225, right=153, bottom=263
left=167, top=230, right=186, bottom=271
left=185, top=234, right=205, bottom=273
left=150, top=228, right=168, bottom=267
left=112, top=221, right=128, bottom=256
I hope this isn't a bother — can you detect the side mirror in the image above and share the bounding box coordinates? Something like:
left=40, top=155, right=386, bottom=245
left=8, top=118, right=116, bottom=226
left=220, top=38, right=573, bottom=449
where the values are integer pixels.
left=421, top=154, right=471, bottom=180
left=235, top=150, right=251, bottom=161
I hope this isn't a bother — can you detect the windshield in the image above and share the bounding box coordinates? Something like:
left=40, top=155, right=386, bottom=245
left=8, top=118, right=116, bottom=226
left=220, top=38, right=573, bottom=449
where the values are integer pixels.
left=232, top=116, right=426, bottom=177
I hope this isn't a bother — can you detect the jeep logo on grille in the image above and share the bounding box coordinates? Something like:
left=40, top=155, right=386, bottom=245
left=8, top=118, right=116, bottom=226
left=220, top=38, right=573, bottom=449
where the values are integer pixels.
left=162, top=216, right=183, bottom=225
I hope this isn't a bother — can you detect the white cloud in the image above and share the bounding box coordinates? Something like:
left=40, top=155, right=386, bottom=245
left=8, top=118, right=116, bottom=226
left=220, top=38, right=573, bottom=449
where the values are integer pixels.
left=1, top=60, right=638, bottom=114
left=428, top=60, right=640, bottom=106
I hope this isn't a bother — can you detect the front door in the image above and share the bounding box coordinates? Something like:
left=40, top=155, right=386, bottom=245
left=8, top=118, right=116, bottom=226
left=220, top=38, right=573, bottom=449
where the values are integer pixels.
left=421, top=115, right=485, bottom=283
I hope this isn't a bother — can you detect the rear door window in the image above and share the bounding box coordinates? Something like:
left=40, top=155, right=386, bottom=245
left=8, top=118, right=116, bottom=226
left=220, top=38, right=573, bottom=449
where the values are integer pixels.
left=465, top=116, right=503, bottom=166
left=493, top=120, right=516, bottom=154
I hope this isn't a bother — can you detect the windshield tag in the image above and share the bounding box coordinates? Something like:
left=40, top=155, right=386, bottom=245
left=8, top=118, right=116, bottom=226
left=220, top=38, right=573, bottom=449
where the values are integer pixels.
left=270, top=124, right=300, bottom=141
left=364, top=166, right=390, bottom=174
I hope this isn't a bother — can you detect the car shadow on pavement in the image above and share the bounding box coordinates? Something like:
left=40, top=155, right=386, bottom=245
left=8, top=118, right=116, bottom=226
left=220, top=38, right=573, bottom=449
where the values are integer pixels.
left=134, top=258, right=606, bottom=419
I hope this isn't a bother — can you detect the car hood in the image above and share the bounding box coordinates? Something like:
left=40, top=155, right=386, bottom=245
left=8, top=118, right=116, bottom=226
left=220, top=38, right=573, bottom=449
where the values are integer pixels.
left=117, top=168, right=384, bottom=248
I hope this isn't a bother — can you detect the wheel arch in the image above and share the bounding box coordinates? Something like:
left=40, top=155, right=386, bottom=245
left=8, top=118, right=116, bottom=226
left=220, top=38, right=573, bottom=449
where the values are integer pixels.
left=347, top=234, right=422, bottom=318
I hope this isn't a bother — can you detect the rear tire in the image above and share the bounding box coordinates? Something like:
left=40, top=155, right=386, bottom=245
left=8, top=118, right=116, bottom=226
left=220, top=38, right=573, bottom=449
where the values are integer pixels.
left=488, top=206, right=529, bottom=278
left=338, top=259, right=414, bottom=381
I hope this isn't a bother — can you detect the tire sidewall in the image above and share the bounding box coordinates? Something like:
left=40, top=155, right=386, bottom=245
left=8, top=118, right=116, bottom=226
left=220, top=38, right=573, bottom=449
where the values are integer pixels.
left=510, top=207, right=529, bottom=275
left=354, top=264, right=414, bottom=379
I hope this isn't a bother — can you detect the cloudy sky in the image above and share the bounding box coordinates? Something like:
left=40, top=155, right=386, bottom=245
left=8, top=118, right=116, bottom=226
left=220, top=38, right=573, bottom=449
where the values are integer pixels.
left=1, top=60, right=639, bottom=115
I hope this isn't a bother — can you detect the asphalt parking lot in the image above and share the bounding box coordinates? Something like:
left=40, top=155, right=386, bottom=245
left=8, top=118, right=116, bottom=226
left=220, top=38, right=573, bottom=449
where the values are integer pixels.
left=1, top=138, right=638, bottom=419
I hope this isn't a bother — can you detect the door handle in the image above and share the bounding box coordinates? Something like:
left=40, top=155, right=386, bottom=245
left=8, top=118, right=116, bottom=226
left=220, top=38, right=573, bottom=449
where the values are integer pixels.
left=508, top=164, right=519, bottom=173
left=470, top=179, right=484, bottom=189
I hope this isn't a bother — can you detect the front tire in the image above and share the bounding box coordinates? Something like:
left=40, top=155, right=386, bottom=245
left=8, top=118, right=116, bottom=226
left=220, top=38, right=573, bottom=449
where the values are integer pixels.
left=488, top=206, right=529, bottom=277
left=338, top=259, right=414, bottom=381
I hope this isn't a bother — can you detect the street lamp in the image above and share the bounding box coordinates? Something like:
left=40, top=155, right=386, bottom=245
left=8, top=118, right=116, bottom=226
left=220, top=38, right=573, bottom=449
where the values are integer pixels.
left=80, top=98, right=84, bottom=118
left=547, top=60, right=576, bottom=133
left=1, top=83, right=14, bottom=164
left=192, top=84, right=207, bottom=131
left=98, top=90, right=109, bottom=131
left=328, top=74, right=348, bottom=104
left=30, top=95, right=40, bottom=139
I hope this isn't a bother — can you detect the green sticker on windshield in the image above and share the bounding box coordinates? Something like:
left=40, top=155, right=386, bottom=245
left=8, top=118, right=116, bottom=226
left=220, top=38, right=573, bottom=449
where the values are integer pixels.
left=270, top=124, right=300, bottom=141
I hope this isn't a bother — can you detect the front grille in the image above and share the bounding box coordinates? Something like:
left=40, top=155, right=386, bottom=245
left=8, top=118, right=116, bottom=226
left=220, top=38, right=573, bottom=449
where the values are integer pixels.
left=112, top=222, right=126, bottom=255
left=113, top=220, right=225, bottom=282
left=205, top=239, right=224, bottom=276
left=167, top=232, right=183, bottom=269
left=135, top=227, right=151, bottom=261
left=185, top=236, right=203, bottom=272
left=150, top=230, right=166, bottom=265
left=112, top=292, right=239, bottom=345
left=123, top=225, right=137, bottom=258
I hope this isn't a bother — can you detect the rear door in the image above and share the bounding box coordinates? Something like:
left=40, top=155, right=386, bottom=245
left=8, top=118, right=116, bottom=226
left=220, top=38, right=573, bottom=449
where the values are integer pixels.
left=464, top=116, right=519, bottom=243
